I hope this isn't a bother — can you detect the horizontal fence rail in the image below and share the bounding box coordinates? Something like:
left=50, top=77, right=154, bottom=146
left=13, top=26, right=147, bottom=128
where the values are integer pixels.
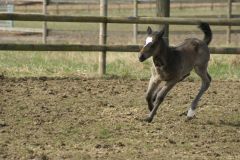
left=6, top=0, right=240, bottom=5
left=0, top=27, right=43, bottom=33
left=1, top=13, right=240, bottom=26
left=138, top=0, right=240, bottom=3
left=0, top=44, right=240, bottom=54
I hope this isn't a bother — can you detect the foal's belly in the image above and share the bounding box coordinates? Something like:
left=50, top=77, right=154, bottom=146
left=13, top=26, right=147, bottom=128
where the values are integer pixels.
left=153, top=66, right=180, bottom=81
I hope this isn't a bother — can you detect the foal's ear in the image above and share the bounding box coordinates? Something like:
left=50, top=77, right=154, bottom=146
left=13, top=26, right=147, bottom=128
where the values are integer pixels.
left=147, top=26, right=152, bottom=35
left=156, top=26, right=165, bottom=40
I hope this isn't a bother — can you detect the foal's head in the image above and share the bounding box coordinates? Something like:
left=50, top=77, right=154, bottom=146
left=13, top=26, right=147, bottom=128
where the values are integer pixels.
left=139, top=26, right=166, bottom=62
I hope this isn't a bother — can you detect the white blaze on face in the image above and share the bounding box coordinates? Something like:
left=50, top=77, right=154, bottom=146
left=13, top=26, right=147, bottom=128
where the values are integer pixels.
left=145, top=36, right=153, bottom=46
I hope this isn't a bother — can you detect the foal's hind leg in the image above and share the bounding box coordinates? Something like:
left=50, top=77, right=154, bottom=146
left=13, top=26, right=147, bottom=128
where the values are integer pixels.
left=146, top=75, right=161, bottom=111
left=187, top=65, right=211, bottom=118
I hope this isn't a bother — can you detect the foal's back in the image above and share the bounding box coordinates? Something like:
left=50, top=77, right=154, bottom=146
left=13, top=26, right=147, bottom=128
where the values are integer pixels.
left=175, top=38, right=210, bottom=68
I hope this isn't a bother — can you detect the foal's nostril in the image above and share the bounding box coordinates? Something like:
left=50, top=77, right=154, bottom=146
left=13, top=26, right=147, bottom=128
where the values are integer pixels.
left=139, top=54, right=145, bottom=62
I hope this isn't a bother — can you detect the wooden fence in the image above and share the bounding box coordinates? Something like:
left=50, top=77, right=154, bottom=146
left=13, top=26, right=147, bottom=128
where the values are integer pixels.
left=2, top=0, right=239, bottom=45
left=134, top=0, right=239, bottom=44
left=1, top=13, right=240, bottom=25
left=0, top=13, right=240, bottom=75
left=0, top=44, right=239, bottom=55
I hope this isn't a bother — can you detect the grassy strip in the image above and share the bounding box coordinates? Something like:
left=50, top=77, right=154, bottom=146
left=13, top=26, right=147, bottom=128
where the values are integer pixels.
left=0, top=51, right=239, bottom=80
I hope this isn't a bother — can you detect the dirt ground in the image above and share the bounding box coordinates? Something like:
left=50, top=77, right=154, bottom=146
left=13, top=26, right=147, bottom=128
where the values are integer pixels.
left=0, top=77, right=239, bottom=160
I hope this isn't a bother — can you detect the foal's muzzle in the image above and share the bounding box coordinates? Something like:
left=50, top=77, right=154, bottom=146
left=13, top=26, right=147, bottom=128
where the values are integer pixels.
left=139, top=54, right=146, bottom=62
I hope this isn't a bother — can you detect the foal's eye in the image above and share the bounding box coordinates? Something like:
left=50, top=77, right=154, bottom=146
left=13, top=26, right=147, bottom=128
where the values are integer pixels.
left=145, top=42, right=153, bottom=48
left=149, top=42, right=156, bottom=48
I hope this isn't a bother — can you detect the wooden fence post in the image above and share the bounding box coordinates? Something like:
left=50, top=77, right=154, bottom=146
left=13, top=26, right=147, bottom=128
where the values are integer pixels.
left=179, top=2, right=182, bottom=10
left=56, top=2, right=59, bottom=15
left=156, top=0, right=170, bottom=45
left=211, top=0, right=214, bottom=11
left=42, top=0, right=47, bottom=44
left=133, top=0, right=138, bottom=44
left=227, top=0, right=232, bottom=45
left=99, top=0, right=108, bottom=76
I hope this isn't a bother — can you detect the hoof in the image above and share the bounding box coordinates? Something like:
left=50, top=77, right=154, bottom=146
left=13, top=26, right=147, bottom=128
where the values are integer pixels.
left=187, top=108, right=196, bottom=118
left=144, top=117, right=153, bottom=123
left=185, top=115, right=196, bottom=121
left=185, top=109, right=196, bottom=121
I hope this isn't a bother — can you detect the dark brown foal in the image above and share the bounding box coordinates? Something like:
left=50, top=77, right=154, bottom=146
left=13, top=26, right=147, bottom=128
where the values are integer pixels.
left=139, top=23, right=212, bottom=123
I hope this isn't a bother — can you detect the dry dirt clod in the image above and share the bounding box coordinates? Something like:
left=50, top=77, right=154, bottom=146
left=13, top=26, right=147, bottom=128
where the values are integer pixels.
left=0, top=120, right=7, bottom=127
left=95, top=144, right=102, bottom=149
left=62, top=94, right=68, bottom=98
left=115, top=142, right=125, bottom=147
left=168, top=139, right=177, bottom=144
left=39, top=76, right=48, bottom=81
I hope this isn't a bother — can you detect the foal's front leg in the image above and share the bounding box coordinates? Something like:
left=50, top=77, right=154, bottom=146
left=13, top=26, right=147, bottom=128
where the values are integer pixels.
left=145, top=75, right=161, bottom=111
left=145, top=79, right=178, bottom=123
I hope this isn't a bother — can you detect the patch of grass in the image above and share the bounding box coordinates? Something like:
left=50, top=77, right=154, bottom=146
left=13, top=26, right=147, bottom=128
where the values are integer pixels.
left=98, top=128, right=112, bottom=139
left=0, top=51, right=98, bottom=77
left=208, top=55, right=240, bottom=80
left=107, top=59, right=151, bottom=79
left=0, top=51, right=240, bottom=80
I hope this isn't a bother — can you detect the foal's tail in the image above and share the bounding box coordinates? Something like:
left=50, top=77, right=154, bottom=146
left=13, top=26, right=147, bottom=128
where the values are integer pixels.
left=198, top=22, right=212, bottom=45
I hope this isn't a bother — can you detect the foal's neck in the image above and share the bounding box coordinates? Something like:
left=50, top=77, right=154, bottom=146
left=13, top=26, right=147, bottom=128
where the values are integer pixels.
left=153, top=40, right=170, bottom=67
